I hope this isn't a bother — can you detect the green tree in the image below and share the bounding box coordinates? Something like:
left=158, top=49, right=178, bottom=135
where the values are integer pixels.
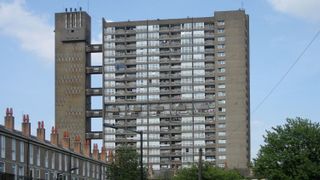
left=107, top=146, right=146, bottom=180
left=173, top=163, right=243, bottom=180
left=253, top=117, right=320, bottom=180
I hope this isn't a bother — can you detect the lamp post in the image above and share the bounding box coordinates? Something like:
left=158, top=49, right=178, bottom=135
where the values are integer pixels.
left=57, top=167, right=78, bottom=180
left=68, top=150, right=79, bottom=180
left=198, top=148, right=203, bottom=180
left=103, top=123, right=144, bottom=180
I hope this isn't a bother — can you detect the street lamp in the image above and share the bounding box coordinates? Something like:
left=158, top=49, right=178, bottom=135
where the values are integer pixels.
left=104, top=123, right=144, bottom=180
left=57, top=167, right=78, bottom=180
left=70, top=167, right=79, bottom=172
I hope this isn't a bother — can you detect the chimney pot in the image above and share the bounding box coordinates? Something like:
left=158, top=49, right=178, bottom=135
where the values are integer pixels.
left=22, top=114, right=31, bottom=137
left=83, top=140, right=90, bottom=157
left=74, top=135, right=82, bottom=154
left=100, top=146, right=107, bottom=161
left=93, top=143, right=99, bottom=160
left=37, top=121, right=45, bottom=141
left=108, top=150, right=114, bottom=163
left=50, top=126, right=59, bottom=146
left=62, top=131, right=70, bottom=149
left=6, top=108, right=9, bottom=116
left=4, top=107, right=14, bottom=130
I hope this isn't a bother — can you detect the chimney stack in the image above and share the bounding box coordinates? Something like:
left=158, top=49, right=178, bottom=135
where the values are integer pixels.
left=22, top=114, right=31, bottom=137
left=108, top=150, right=114, bottom=163
left=36, top=121, right=45, bottom=141
left=50, top=126, right=59, bottom=146
left=4, top=108, right=14, bottom=130
left=93, top=144, right=99, bottom=160
left=83, top=140, right=90, bottom=157
left=74, top=135, right=81, bottom=154
left=62, top=131, right=70, bottom=149
left=100, top=146, right=107, bottom=161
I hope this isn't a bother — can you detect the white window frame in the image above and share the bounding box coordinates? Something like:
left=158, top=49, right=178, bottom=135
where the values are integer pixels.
left=12, top=139, right=16, bottom=161
left=20, top=141, right=24, bottom=163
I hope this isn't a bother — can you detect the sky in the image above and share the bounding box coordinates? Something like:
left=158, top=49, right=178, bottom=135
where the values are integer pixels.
left=0, top=0, right=319, bottom=160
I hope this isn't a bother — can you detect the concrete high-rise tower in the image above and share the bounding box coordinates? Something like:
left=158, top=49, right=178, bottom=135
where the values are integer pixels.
left=55, top=9, right=103, bottom=147
left=55, top=9, right=250, bottom=174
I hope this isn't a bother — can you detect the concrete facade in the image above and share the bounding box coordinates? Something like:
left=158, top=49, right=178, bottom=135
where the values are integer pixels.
left=55, top=9, right=250, bottom=174
left=55, top=10, right=92, bottom=147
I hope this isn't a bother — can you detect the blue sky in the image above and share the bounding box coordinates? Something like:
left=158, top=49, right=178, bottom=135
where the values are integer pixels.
left=0, top=0, right=319, bottom=159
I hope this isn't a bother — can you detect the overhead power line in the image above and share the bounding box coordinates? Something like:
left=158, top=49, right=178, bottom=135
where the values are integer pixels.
left=252, top=29, right=320, bottom=114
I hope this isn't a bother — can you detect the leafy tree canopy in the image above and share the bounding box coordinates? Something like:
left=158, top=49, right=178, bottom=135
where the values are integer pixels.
left=107, top=146, right=146, bottom=180
left=253, top=117, right=320, bottom=180
left=173, top=163, right=243, bottom=180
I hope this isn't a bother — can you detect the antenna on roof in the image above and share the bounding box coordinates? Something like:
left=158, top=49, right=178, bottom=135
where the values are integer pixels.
left=87, top=0, right=90, bottom=13
left=241, top=0, right=245, bottom=10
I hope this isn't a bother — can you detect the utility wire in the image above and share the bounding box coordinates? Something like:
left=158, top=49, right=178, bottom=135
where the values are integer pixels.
left=252, top=29, right=320, bottom=114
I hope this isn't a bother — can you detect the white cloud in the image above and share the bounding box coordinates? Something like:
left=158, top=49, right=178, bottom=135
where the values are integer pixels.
left=268, top=0, right=320, bottom=22
left=0, top=0, right=54, bottom=62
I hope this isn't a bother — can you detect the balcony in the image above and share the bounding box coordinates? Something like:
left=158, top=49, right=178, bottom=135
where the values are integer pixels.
left=160, top=127, right=169, bottom=132
left=172, top=151, right=182, bottom=156
left=161, top=42, right=181, bottom=47
left=204, top=25, right=214, bottom=30
left=206, top=72, right=215, bottom=76
left=205, top=120, right=215, bottom=124
left=160, top=120, right=170, bottom=125
left=160, top=58, right=170, bottom=63
left=171, top=65, right=181, bottom=69
left=205, top=33, right=215, bottom=38
left=105, top=107, right=119, bottom=112
left=126, top=67, right=137, bottom=72
left=159, top=27, right=170, bottom=31
left=160, top=159, right=171, bottom=164
left=205, top=40, right=215, bottom=45
left=114, top=29, right=125, bottom=34
left=150, top=106, right=164, bottom=111
left=205, top=151, right=215, bottom=156
left=160, top=65, right=171, bottom=70
left=160, top=136, right=170, bottom=141
left=205, top=65, right=215, bottom=69
left=172, top=136, right=181, bottom=140
left=205, top=48, right=215, bottom=53
left=171, top=128, right=181, bottom=133
left=172, top=105, right=186, bottom=111
left=205, top=56, right=214, bottom=60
